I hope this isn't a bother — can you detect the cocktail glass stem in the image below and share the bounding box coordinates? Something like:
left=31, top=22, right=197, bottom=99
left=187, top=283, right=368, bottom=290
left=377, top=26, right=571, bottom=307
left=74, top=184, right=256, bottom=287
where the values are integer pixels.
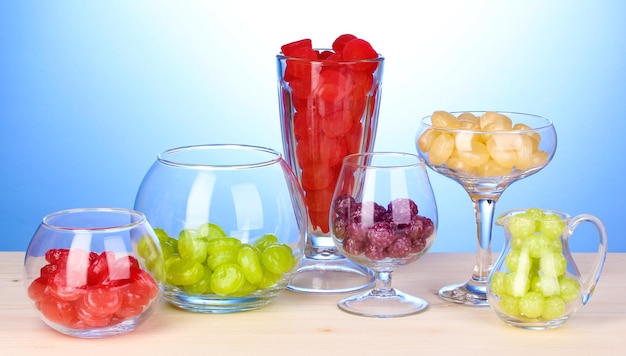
left=438, top=192, right=501, bottom=306
left=470, top=197, right=497, bottom=292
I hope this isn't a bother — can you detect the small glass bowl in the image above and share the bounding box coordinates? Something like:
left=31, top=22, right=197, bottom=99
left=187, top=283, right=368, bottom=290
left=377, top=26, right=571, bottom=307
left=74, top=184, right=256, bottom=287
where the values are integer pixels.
left=23, top=208, right=164, bottom=338
left=134, top=144, right=306, bottom=313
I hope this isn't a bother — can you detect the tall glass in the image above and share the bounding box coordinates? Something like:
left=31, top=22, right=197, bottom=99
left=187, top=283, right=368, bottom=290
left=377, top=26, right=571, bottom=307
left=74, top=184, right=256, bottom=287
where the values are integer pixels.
left=277, top=50, right=384, bottom=293
left=415, top=111, right=557, bottom=306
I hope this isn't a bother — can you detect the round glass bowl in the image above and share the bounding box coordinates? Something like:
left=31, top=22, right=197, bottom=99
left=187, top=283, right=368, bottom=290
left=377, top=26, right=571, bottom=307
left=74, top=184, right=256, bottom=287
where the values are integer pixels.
left=134, top=144, right=306, bottom=313
left=23, top=208, right=164, bottom=338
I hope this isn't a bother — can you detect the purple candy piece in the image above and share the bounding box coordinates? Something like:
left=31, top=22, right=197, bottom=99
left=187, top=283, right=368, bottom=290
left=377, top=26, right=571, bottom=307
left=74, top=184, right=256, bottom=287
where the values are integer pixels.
left=387, top=198, right=419, bottom=225
left=387, top=235, right=413, bottom=258
left=364, top=243, right=386, bottom=260
left=343, top=237, right=366, bottom=256
left=367, top=221, right=395, bottom=248
left=333, top=194, right=356, bottom=218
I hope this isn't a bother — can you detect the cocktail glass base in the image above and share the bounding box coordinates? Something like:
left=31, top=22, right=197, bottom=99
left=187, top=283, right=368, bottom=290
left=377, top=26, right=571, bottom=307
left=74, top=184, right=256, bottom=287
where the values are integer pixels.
left=438, top=280, right=489, bottom=307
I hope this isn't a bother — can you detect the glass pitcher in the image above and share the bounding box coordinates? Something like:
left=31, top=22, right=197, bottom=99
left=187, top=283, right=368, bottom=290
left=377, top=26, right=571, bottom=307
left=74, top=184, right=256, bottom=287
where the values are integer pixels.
left=487, top=208, right=608, bottom=330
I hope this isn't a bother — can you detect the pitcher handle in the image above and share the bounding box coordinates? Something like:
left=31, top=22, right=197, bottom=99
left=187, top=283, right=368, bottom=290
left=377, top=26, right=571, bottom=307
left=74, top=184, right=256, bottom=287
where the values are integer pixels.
left=563, top=214, right=608, bottom=305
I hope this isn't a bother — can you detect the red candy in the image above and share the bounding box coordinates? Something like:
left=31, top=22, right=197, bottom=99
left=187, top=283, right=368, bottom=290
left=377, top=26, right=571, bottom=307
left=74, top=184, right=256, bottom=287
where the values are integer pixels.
left=280, top=34, right=380, bottom=233
left=27, top=248, right=159, bottom=330
left=332, top=34, right=358, bottom=53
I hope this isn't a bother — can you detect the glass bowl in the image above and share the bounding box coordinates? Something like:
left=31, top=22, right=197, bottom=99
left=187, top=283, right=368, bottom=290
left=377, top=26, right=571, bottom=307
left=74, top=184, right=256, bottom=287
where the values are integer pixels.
left=23, top=208, right=164, bottom=338
left=134, top=144, right=306, bottom=313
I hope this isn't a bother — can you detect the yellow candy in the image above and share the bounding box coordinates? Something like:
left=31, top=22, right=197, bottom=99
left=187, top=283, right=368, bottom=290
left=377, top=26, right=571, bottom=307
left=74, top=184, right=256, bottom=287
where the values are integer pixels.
left=421, top=111, right=548, bottom=174
left=431, top=110, right=460, bottom=129
left=513, top=122, right=541, bottom=141
left=515, top=135, right=535, bottom=170
left=428, top=132, right=455, bottom=165
left=479, top=111, right=513, bottom=131
left=417, top=128, right=439, bottom=153
left=477, top=159, right=511, bottom=177
left=486, top=135, right=518, bottom=168
left=458, top=112, right=479, bottom=125
left=446, top=157, right=477, bottom=174
left=458, top=140, right=490, bottom=167
left=530, top=150, right=550, bottom=168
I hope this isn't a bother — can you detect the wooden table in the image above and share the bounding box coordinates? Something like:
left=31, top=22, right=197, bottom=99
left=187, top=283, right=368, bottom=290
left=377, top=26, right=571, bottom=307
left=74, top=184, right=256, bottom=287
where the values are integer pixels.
left=2, top=252, right=625, bottom=354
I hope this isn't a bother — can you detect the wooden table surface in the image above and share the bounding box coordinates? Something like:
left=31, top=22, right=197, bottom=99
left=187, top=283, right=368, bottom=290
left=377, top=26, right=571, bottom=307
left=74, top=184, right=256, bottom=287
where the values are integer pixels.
left=2, top=251, right=625, bottom=355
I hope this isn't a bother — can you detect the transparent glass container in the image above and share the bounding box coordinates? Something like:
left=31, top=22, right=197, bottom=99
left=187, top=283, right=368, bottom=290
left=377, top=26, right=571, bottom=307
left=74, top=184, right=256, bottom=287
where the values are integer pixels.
left=330, top=152, right=438, bottom=317
left=134, top=144, right=306, bottom=313
left=23, top=208, right=164, bottom=338
left=488, top=208, right=608, bottom=330
left=415, top=111, right=557, bottom=306
left=277, top=49, right=384, bottom=294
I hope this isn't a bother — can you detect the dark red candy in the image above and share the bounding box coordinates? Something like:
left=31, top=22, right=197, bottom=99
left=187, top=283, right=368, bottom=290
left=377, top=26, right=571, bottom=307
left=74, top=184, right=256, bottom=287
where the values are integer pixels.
left=411, top=237, right=427, bottom=253
left=332, top=34, right=358, bottom=53
left=364, top=243, right=385, bottom=260
left=388, top=198, right=419, bottom=225
left=367, top=221, right=395, bottom=248
left=347, top=221, right=369, bottom=242
left=357, top=201, right=387, bottom=225
left=387, top=235, right=413, bottom=258
left=333, top=194, right=356, bottom=218
left=343, top=237, right=366, bottom=255
left=403, top=216, right=425, bottom=240
left=332, top=215, right=349, bottom=238
left=417, top=216, right=435, bottom=239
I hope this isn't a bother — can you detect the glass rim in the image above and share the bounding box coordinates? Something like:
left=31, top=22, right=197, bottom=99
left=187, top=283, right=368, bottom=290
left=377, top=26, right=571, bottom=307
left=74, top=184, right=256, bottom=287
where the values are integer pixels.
left=277, top=48, right=384, bottom=63
left=342, top=151, right=425, bottom=168
left=419, top=111, right=554, bottom=133
left=157, top=144, right=283, bottom=169
left=496, top=208, right=571, bottom=225
left=42, top=207, right=146, bottom=232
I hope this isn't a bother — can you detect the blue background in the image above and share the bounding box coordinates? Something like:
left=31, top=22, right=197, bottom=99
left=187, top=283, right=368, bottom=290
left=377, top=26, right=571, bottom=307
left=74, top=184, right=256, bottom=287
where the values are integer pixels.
left=1, top=1, right=624, bottom=253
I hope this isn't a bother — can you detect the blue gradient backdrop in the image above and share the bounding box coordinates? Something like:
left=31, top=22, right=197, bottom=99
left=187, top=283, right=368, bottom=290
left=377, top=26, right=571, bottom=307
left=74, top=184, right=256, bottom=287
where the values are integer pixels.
left=1, top=1, right=624, bottom=253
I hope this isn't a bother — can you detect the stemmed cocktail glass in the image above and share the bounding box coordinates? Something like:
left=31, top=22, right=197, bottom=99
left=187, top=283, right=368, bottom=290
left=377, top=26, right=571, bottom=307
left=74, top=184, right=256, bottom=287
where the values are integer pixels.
left=330, top=152, right=438, bottom=317
left=415, top=111, right=556, bottom=306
